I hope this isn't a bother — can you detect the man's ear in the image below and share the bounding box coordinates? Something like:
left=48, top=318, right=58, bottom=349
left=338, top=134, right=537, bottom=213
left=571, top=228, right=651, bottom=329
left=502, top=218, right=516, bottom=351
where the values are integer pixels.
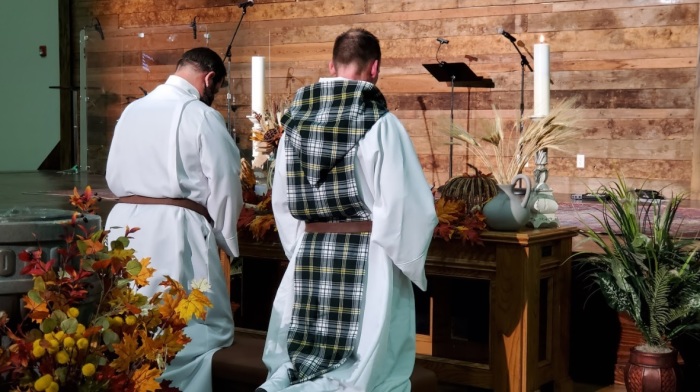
left=328, top=61, right=337, bottom=76
left=370, top=59, right=379, bottom=80
left=204, top=71, right=216, bottom=87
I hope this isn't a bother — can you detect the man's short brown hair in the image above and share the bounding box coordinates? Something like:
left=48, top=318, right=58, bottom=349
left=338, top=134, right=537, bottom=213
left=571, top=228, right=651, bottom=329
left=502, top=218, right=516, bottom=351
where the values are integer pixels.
left=332, top=28, right=381, bottom=70
left=177, top=47, right=227, bottom=86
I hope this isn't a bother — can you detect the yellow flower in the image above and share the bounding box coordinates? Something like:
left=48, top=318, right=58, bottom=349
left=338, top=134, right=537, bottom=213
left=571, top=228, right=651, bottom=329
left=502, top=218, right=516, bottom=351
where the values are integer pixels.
left=54, top=331, right=65, bottom=341
left=75, top=324, right=86, bottom=336
left=34, top=374, right=53, bottom=391
left=77, top=337, right=89, bottom=350
left=55, top=350, right=70, bottom=364
left=47, top=339, right=59, bottom=354
left=32, top=345, right=46, bottom=358
left=67, top=307, right=80, bottom=318
left=82, top=363, right=96, bottom=377
left=125, top=315, right=137, bottom=326
left=110, top=316, right=124, bottom=327
left=63, top=336, right=75, bottom=349
left=47, top=382, right=59, bottom=392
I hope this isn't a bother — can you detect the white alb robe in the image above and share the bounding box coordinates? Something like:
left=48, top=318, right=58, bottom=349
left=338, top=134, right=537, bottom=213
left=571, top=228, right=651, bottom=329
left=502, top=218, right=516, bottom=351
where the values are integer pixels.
left=105, top=75, right=243, bottom=392
left=260, top=96, right=438, bottom=392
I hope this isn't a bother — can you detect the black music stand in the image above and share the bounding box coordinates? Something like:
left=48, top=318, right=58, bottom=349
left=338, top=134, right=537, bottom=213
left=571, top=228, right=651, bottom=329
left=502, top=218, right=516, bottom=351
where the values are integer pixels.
left=423, top=62, right=494, bottom=178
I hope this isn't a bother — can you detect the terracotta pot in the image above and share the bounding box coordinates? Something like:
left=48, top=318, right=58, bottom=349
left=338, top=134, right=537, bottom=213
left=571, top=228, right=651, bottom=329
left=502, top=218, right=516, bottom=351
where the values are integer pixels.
left=624, top=346, right=679, bottom=392
left=615, top=312, right=645, bottom=384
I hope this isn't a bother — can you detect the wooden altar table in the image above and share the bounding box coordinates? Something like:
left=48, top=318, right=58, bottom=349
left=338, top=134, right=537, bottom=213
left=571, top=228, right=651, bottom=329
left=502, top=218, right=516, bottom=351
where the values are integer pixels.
left=235, top=226, right=578, bottom=392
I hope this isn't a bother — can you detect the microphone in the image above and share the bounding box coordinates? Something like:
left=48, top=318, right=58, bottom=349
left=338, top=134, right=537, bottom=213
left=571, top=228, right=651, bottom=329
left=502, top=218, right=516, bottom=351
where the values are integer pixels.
left=237, top=0, right=254, bottom=8
left=190, top=17, right=197, bottom=39
left=436, top=37, right=449, bottom=44
left=94, top=18, right=104, bottom=40
left=497, top=27, right=516, bottom=43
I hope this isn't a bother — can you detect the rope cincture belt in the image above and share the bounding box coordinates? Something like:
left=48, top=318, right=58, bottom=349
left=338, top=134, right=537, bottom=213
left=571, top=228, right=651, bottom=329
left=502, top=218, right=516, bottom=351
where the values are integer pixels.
left=304, top=221, right=372, bottom=233
left=118, top=195, right=213, bottom=225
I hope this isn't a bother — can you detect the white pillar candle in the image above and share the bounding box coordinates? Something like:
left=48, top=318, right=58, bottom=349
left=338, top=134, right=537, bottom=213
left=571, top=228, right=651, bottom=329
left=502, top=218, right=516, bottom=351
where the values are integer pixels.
left=251, top=56, right=265, bottom=116
left=533, top=35, right=550, bottom=117
left=251, top=56, right=265, bottom=157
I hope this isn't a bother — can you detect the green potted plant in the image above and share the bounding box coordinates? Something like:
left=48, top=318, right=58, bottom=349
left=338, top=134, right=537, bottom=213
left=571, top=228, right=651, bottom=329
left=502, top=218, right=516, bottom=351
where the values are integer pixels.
left=575, top=175, right=700, bottom=392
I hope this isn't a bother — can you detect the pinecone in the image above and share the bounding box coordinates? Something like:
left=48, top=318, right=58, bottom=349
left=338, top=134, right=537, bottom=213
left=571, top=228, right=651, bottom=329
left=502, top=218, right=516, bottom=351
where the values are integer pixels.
left=263, top=126, right=283, bottom=144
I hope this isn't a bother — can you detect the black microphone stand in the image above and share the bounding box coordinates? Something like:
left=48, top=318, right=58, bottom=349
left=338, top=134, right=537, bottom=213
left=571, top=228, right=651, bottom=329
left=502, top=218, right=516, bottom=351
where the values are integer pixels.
left=508, top=40, right=532, bottom=134
left=223, top=4, right=251, bottom=141
left=506, top=37, right=532, bottom=193
left=435, top=41, right=455, bottom=179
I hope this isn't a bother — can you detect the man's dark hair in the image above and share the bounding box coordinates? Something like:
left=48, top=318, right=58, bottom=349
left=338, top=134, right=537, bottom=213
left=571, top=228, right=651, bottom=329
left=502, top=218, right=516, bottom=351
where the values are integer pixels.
left=177, top=47, right=227, bottom=85
left=332, top=28, right=381, bottom=70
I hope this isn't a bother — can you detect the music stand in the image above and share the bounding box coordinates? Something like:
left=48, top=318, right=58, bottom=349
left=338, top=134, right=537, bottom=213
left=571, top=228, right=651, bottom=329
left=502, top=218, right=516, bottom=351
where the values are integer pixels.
left=423, top=62, right=495, bottom=178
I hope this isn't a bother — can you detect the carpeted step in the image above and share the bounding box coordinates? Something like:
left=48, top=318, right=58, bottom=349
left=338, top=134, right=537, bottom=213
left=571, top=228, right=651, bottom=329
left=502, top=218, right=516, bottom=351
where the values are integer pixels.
left=212, top=330, right=438, bottom=391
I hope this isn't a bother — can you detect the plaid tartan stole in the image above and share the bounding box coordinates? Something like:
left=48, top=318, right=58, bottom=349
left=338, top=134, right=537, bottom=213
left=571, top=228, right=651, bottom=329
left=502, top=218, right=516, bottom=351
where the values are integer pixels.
left=281, top=79, right=388, bottom=383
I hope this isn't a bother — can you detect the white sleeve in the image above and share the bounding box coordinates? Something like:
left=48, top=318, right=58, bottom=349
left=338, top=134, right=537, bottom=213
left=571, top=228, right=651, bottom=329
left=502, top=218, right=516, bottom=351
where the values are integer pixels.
left=357, top=114, right=438, bottom=291
left=200, top=110, right=244, bottom=257
left=271, top=134, right=306, bottom=259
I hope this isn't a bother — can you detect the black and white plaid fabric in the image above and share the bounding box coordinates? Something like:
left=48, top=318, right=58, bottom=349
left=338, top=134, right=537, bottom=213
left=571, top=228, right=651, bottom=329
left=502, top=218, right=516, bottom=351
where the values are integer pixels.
left=281, top=79, right=388, bottom=384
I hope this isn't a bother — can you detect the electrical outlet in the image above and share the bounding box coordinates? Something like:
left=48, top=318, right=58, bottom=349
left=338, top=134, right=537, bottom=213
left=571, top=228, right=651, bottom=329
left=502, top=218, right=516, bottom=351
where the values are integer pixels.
left=576, top=154, right=585, bottom=169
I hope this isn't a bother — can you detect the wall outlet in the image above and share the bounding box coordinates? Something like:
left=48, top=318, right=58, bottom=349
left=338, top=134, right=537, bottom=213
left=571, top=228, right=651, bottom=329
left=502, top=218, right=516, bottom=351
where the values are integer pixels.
left=576, top=154, right=585, bottom=169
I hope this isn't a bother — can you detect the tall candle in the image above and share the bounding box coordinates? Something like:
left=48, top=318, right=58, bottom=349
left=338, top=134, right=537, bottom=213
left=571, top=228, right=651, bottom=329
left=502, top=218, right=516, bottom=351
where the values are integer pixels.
left=251, top=56, right=265, bottom=117
left=251, top=56, right=265, bottom=157
left=533, top=35, right=550, bottom=117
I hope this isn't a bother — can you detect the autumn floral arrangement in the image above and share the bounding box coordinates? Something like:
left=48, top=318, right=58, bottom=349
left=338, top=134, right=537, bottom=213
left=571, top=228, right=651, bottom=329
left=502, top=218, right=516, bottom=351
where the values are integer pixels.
left=0, top=187, right=211, bottom=392
left=433, top=196, right=487, bottom=244
left=238, top=159, right=277, bottom=243
left=249, top=95, right=289, bottom=159
left=234, top=96, right=288, bottom=243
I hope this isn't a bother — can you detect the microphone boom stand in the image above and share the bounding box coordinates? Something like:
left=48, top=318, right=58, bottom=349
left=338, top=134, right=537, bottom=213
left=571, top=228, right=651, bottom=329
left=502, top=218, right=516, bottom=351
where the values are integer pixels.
left=508, top=40, right=532, bottom=134
left=224, top=5, right=251, bottom=141
left=507, top=39, right=532, bottom=193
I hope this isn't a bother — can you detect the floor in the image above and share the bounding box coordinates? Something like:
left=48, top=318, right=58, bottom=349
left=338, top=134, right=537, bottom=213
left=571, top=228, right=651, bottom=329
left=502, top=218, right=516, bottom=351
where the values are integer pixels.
left=0, top=171, right=671, bottom=392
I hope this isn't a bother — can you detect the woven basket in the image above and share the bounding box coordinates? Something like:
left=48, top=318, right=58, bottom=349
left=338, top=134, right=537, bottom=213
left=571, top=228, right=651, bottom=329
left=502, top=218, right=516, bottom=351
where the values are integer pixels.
left=440, top=164, right=498, bottom=210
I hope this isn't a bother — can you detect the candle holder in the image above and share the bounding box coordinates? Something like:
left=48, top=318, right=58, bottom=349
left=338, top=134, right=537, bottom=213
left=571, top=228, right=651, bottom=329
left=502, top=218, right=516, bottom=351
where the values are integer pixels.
left=528, top=115, right=559, bottom=229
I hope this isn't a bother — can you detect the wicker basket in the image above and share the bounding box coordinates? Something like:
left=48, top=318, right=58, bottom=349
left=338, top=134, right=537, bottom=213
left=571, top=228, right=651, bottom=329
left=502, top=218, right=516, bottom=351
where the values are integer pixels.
left=439, top=164, right=498, bottom=210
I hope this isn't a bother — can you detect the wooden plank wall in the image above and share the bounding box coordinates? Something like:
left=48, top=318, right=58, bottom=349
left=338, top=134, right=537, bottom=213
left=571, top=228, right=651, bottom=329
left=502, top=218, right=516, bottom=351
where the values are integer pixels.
left=71, top=0, right=700, bottom=198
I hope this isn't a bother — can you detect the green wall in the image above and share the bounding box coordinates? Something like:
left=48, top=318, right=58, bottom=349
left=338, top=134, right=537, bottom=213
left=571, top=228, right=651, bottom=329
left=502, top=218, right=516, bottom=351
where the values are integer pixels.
left=0, top=1, right=59, bottom=171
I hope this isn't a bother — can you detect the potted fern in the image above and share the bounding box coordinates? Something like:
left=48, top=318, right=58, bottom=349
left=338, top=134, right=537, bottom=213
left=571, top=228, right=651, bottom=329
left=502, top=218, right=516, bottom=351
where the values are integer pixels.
left=575, top=175, right=700, bottom=392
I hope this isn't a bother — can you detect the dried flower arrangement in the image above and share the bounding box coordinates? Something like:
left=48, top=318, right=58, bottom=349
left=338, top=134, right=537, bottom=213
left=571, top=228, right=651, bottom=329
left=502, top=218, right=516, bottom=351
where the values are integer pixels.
left=237, top=159, right=276, bottom=243
left=0, top=187, right=211, bottom=392
left=443, top=98, right=581, bottom=184
left=250, top=95, right=290, bottom=158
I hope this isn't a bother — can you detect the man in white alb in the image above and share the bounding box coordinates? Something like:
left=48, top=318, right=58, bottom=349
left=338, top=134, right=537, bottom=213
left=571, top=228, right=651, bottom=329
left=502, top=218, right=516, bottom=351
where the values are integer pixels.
left=258, top=28, right=438, bottom=392
left=105, top=47, right=243, bottom=392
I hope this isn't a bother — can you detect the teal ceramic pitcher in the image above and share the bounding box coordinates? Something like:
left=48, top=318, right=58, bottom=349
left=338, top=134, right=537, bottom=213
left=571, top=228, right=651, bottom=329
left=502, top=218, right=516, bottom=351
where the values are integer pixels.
left=482, top=174, right=532, bottom=231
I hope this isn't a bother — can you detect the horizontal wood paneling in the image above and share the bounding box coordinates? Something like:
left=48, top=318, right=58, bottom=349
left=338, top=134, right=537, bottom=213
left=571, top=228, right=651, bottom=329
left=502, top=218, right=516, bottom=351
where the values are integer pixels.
left=71, top=0, right=700, bottom=198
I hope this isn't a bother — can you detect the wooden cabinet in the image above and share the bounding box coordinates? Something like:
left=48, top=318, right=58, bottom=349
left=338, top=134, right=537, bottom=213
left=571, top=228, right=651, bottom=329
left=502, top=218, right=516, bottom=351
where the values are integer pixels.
left=235, top=226, right=577, bottom=392
left=417, top=227, right=577, bottom=392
